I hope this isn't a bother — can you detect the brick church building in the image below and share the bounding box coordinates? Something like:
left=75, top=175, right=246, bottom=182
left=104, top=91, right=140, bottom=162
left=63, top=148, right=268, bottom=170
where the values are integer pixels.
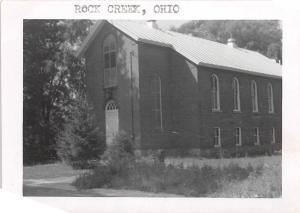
left=76, top=20, right=282, bottom=155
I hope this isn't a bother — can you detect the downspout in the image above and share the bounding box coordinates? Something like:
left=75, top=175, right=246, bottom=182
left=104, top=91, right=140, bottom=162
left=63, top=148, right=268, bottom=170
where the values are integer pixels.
left=130, top=51, right=135, bottom=141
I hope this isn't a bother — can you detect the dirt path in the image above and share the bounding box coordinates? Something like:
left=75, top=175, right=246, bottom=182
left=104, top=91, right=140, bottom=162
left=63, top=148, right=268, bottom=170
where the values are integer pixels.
left=23, top=176, right=181, bottom=197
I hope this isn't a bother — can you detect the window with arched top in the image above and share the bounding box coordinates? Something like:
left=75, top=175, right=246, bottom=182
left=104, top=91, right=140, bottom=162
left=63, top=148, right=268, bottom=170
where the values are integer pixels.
left=103, top=34, right=117, bottom=88
left=251, top=80, right=258, bottom=112
left=232, top=78, right=241, bottom=112
left=211, top=74, right=220, bottom=111
left=105, top=100, right=118, bottom=110
left=267, top=83, right=274, bottom=113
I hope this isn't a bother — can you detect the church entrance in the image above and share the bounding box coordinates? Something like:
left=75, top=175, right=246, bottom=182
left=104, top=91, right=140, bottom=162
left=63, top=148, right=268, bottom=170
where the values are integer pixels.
left=105, top=100, right=119, bottom=146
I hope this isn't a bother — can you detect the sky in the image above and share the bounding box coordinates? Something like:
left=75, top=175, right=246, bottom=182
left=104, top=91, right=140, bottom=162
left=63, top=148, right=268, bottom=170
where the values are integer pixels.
left=156, top=20, right=190, bottom=30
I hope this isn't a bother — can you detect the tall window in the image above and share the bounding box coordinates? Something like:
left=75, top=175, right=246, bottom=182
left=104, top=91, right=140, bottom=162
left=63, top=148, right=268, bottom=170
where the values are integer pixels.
left=235, top=127, right=242, bottom=146
left=152, top=75, right=163, bottom=130
left=233, top=78, right=241, bottom=111
left=211, top=74, right=220, bottom=111
left=267, top=83, right=274, bottom=113
left=251, top=80, right=258, bottom=112
left=103, top=34, right=117, bottom=88
left=213, top=127, right=221, bottom=147
left=253, top=127, right=260, bottom=145
left=271, top=128, right=276, bottom=144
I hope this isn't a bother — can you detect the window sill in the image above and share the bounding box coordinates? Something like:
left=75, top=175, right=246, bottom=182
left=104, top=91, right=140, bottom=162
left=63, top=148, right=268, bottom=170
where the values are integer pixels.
left=212, top=109, right=221, bottom=112
left=235, top=144, right=242, bottom=147
left=214, top=145, right=221, bottom=148
left=233, top=110, right=241, bottom=113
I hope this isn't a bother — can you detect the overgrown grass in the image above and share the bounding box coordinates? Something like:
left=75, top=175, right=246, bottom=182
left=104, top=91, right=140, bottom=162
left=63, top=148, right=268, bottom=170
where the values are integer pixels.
left=72, top=161, right=264, bottom=197
left=24, top=163, right=88, bottom=180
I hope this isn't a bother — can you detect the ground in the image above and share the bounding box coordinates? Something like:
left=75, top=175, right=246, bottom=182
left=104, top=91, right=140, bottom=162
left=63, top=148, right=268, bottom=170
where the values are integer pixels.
left=23, top=156, right=281, bottom=197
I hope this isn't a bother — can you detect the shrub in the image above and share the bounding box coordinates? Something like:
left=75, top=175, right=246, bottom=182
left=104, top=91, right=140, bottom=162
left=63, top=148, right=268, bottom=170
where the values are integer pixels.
left=56, top=98, right=105, bottom=169
left=73, top=158, right=256, bottom=196
left=101, top=132, right=135, bottom=175
left=72, top=164, right=113, bottom=190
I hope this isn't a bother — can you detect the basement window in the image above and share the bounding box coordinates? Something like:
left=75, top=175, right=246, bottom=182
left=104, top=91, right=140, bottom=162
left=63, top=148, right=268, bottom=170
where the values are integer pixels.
left=253, top=127, right=260, bottom=145
left=271, top=128, right=276, bottom=144
left=235, top=127, right=242, bottom=146
left=213, top=127, right=221, bottom=147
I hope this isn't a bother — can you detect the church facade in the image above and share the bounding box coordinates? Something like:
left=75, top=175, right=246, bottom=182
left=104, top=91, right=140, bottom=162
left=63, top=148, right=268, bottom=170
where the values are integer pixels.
left=76, top=20, right=282, bottom=155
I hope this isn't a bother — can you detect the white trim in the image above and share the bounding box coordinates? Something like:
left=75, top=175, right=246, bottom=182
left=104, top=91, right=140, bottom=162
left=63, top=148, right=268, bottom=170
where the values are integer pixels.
left=251, top=80, right=258, bottom=112
left=267, top=83, right=274, bottom=113
left=254, top=127, right=260, bottom=146
left=211, top=74, right=220, bottom=111
left=271, top=127, right=276, bottom=144
left=103, top=34, right=117, bottom=88
left=233, top=77, right=241, bottom=112
left=235, top=127, right=242, bottom=146
left=213, top=127, right=221, bottom=147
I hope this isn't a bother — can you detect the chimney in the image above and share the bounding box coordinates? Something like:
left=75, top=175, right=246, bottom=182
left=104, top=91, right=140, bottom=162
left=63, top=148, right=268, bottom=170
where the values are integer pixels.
left=146, top=20, right=159, bottom=29
left=227, top=38, right=237, bottom=48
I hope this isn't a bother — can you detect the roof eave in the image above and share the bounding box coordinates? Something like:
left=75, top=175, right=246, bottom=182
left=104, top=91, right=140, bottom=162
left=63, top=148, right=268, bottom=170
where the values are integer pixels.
left=198, top=62, right=282, bottom=79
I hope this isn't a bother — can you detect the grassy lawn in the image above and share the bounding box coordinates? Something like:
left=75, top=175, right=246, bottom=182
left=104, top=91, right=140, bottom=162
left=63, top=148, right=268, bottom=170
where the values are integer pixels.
left=165, top=155, right=281, bottom=169
left=23, top=163, right=87, bottom=180
left=73, top=155, right=281, bottom=197
left=23, top=156, right=281, bottom=197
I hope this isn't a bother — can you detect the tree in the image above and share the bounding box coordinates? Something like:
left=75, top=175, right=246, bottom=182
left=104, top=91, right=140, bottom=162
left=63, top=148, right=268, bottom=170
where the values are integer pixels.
left=23, top=20, right=93, bottom=165
left=171, top=20, right=282, bottom=63
left=56, top=96, right=105, bottom=169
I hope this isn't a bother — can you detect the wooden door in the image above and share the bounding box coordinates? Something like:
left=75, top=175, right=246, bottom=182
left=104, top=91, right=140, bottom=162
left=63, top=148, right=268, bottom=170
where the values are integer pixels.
left=105, top=100, right=119, bottom=146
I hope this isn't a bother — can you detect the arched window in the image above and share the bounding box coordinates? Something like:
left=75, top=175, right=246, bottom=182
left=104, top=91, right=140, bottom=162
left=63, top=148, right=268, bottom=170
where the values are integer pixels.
left=103, top=34, right=117, bottom=88
left=151, top=75, right=163, bottom=130
left=232, top=78, right=241, bottom=111
left=251, top=80, right=258, bottom=112
left=267, top=83, right=274, bottom=113
left=105, top=100, right=118, bottom=110
left=211, top=74, right=220, bottom=111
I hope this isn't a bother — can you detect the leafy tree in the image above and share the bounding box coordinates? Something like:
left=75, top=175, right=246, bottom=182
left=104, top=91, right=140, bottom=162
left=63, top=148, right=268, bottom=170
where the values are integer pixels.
left=56, top=96, right=105, bottom=169
left=23, top=20, right=93, bottom=165
left=171, top=20, right=282, bottom=63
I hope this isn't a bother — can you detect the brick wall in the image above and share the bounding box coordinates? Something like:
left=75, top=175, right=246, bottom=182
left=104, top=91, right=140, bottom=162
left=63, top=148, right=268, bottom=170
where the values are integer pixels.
left=85, top=22, right=141, bottom=148
left=198, top=66, right=282, bottom=149
left=85, top=22, right=282, bottom=152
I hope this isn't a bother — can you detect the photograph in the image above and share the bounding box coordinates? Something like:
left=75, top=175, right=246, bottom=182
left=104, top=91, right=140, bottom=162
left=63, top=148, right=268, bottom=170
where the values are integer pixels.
left=23, top=19, right=282, bottom=197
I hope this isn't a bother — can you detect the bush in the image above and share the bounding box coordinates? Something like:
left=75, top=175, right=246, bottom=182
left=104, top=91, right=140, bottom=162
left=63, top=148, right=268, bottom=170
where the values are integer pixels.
left=56, top=98, right=105, bottom=169
left=73, top=158, right=256, bottom=196
left=101, top=132, right=135, bottom=175
left=72, top=164, right=113, bottom=190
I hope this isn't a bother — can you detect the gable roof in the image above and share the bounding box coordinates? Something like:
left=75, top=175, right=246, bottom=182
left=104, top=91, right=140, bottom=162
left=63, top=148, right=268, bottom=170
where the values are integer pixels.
left=76, top=20, right=282, bottom=78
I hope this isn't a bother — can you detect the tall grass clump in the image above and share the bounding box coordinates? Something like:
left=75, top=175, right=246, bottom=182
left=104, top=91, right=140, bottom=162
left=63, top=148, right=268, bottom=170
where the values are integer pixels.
left=72, top=134, right=262, bottom=196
